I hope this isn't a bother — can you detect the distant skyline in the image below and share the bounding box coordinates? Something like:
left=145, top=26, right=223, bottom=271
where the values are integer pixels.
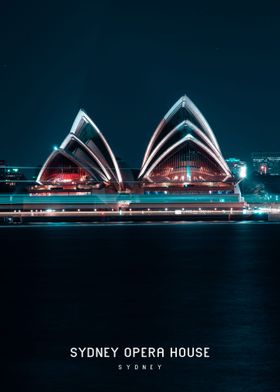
left=1, top=0, right=280, bottom=167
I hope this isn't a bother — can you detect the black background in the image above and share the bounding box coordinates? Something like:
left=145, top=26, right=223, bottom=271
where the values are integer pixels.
left=1, top=0, right=280, bottom=168
left=3, top=223, right=280, bottom=391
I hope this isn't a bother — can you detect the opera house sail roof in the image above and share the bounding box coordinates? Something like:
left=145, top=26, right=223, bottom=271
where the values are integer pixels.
left=37, top=109, right=123, bottom=191
left=36, top=95, right=238, bottom=195
left=139, top=95, right=233, bottom=191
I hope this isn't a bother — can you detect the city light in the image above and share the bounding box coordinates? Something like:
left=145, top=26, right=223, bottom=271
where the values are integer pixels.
left=239, top=165, right=247, bottom=178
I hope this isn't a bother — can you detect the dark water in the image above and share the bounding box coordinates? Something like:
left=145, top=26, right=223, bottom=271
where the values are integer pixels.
left=3, top=222, right=280, bottom=391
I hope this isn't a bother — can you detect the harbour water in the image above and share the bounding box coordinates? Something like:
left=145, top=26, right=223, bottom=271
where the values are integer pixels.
left=3, top=222, right=280, bottom=391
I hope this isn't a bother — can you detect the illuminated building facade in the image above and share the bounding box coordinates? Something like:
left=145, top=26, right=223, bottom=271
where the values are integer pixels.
left=36, top=96, right=240, bottom=197
left=226, top=158, right=247, bottom=180
left=0, top=160, right=25, bottom=192
left=139, top=96, right=237, bottom=195
left=37, top=110, right=123, bottom=192
left=251, top=152, right=280, bottom=175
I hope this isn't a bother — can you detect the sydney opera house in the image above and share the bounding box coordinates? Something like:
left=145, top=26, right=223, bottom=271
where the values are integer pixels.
left=35, top=95, right=240, bottom=197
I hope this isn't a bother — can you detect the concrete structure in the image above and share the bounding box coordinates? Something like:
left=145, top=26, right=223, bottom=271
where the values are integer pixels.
left=37, top=109, right=123, bottom=192
left=35, top=95, right=241, bottom=200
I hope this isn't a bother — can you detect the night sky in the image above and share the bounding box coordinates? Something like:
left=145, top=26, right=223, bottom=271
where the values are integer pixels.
left=1, top=0, right=280, bottom=169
